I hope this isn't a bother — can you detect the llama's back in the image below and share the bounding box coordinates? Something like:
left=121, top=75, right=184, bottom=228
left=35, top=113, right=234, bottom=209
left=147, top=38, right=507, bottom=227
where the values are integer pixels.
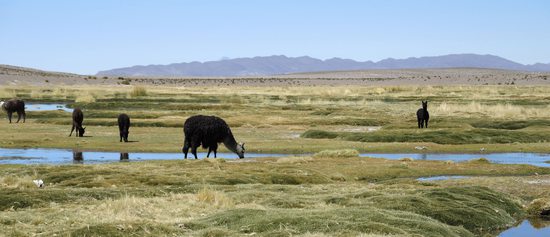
left=72, top=108, right=84, bottom=123
left=3, top=99, right=25, bottom=112
left=184, top=115, right=231, bottom=144
left=118, top=114, right=130, bottom=129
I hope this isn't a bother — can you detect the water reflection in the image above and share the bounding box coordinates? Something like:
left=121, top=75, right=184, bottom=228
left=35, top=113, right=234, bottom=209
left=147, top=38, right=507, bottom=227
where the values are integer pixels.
left=73, top=151, right=83, bottom=164
left=120, top=153, right=129, bottom=161
left=421, top=153, right=427, bottom=160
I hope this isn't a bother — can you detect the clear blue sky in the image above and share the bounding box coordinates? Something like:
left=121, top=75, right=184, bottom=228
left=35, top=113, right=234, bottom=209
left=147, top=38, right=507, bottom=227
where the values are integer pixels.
left=1, top=0, right=549, bottom=74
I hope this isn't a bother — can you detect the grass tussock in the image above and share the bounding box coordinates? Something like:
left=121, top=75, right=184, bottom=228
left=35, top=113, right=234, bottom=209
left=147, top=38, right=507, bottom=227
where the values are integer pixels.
left=0, top=175, right=36, bottom=189
left=129, top=86, right=147, bottom=97
left=185, top=207, right=474, bottom=237
left=468, top=158, right=491, bottom=164
left=313, top=149, right=360, bottom=158
left=366, top=186, right=523, bottom=232
left=75, top=92, right=96, bottom=103
left=196, top=187, right=234, bottom=208
left=526, top=198, right=550, bottom=216
left=399, top=157, right=414, bottom=162
left=276, top=156, right=314, bottom=164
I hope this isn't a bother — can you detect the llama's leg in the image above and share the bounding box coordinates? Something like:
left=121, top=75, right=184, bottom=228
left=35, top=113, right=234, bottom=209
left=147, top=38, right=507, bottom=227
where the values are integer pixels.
left=190, top=140, right=199, bottom=159
left=206, top=148, right=212, bottom=158
left=418, top=120, right=421, bottom=128
left=69, top=124, right=75, bottom=136
left=191, top=146, right=198, bottom=159
left=212, top=143, right=218, bottom=158
left=16, top=111, right=21, bottom=123
left=182, top=137, right=190, bottom=159
left=22, top=111, right=25, bottom=123
left=7, top=112, right=12, bottom=123
left=425, top=120, right=429, bottom=128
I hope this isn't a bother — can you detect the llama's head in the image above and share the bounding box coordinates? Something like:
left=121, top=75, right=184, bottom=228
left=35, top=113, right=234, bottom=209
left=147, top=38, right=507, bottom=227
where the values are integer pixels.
left=422, top=101, right=428, bottom=110
left=79, top=127, right=86, bottom=137
left=236, top=142, right=245, bottom=159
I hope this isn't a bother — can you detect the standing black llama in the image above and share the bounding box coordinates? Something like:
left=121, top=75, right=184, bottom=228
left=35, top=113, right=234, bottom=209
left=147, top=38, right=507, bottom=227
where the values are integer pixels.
left=69, top=108, right=86, bottom=137
left=1, top=99, right=26, bottom=123
left=182, top=115, right=245, bottom=159
left=416, top=101, right=430, bottom=128
left=117, top=113, right=130, bottom=142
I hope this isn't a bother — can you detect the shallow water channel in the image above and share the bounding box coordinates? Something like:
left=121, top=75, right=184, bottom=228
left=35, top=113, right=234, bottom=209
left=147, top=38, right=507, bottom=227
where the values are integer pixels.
left=0, top=148, right=287, bottom=164
left=360, top=153, right=550, bottom=167
left=25, top=103, right=72, bottom=112
left=2, top=148, right=550, bottom=166
left=416, top=175, right=471, bottom=181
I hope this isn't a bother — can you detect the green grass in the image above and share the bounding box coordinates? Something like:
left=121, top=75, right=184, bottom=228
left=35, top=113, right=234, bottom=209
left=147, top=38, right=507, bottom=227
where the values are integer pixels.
left=1, top=156, right=544, bottom=236
left=187, top=207, right=473, bottom=237
left=302, top=129, right=550, bottom=144
left=470, top=120, right=550, bottom=130
left=4, top=85, right=550, bottom=235
left=4, top=85, right=550, bottom=153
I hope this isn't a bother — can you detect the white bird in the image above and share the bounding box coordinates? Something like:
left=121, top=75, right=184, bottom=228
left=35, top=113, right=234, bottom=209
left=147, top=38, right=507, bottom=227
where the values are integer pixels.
left=32, top=179, right=44, bottom=188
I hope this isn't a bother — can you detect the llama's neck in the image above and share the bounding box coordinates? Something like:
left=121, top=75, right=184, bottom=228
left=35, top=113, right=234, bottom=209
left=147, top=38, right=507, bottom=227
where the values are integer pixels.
left=223, top=132, right=239, bottom=153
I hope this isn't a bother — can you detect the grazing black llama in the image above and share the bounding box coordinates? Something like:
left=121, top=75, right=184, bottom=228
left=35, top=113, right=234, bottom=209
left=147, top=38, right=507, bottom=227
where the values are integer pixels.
left=69, top=108, right=86, bottom=137
left=117, top=113, right=130, bottom=142
left=416, top=101, right=430, bottom=128
left=182, top=115, right=245, bottom=159
left=1, top=99, right=26, bottom=123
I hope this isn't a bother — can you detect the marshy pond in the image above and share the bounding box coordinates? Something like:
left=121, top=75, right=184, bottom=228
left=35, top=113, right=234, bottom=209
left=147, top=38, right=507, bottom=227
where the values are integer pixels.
left=2, top=147, right=550, bottom=166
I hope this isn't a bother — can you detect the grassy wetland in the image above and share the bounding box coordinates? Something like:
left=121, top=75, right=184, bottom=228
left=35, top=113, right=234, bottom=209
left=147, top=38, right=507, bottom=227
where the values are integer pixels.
left=2, top=84, right=550, bottom=236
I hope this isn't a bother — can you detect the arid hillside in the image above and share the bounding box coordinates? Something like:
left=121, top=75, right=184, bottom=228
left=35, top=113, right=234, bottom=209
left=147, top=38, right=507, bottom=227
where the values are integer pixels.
left=1, top=65, right=550, bottom=86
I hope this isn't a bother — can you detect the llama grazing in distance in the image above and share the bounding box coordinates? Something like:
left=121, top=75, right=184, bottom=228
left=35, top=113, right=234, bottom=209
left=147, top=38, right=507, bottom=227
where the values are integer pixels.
left=69, top=108, right=86, bottom=137
left=182, top=115, right=245, bottom=159
left=1, top=99, right=26, bottom=123
left=416, top=101, right=430, bottom=128
left=117, top=113, right=130, bottom=142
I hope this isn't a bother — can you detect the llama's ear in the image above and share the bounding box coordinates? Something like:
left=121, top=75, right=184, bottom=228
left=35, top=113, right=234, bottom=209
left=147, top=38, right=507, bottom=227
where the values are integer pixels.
left=242, top=143, right=245, bottom=149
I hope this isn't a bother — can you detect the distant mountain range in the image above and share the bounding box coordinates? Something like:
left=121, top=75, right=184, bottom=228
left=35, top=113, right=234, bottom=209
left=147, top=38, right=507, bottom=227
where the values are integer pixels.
left=96, top=54, right=550, bottom=77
